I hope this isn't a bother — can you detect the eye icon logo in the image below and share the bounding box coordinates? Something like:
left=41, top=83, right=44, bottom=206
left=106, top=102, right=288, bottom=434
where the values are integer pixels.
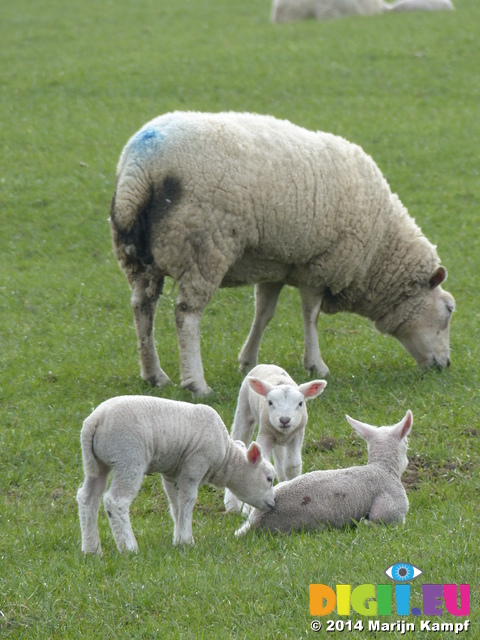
left=385, top=562, right=423, bottom=582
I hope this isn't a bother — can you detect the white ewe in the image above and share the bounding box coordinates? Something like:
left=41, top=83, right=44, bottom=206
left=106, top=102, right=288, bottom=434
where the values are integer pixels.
left=110, top=111, right=454, bottom=396
left=76, top=396, right=275, bottom=553
left=224, top=364, right=326, bottom=513
left=236, top=410, right=412, bottom=536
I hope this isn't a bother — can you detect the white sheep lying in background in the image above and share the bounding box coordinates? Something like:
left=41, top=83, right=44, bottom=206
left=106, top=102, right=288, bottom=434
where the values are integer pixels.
left=76, top=396, right=275, bottom=553
left=224, top=364, right=326, bottom=513
left=271, top=0, right=388, bottom=23
left=235, top=410, right=412, bottom=537
left=388, top=0, right=454, bottom=11
left=109, top=111, right=454, bottom=396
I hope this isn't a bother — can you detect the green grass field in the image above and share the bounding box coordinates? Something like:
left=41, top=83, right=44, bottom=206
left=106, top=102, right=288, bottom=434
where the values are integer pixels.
left=1, top=0, right=479, bottom=637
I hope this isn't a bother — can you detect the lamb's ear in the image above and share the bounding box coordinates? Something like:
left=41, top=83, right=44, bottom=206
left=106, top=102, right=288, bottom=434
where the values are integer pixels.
left=345, top=415, right=376, bottom=440
left=298, top=380, right=327, bottom=400
left=248, top=377, right=274, bottom=397
left=429, top=266, right=447, bottom=289
left=246, top=442, right=263, bottom=465
left=393, top=410, right=413, bottom=440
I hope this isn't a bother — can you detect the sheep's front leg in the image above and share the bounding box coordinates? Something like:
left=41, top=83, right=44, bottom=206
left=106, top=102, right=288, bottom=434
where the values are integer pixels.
left=225, top=400, right=257, bottom=512
left=299, top=286, right=330, bottom=377
left=76, top=470, right=109, bottom=556
left=274, top=434, right=303, bottom=482
left=368, top=492, right=409, bottom=525
left=238, top=282, right=284, bottom=373
left=163, top=477, right=198, bottom=545
left=131, top=275, right=171, bottom=388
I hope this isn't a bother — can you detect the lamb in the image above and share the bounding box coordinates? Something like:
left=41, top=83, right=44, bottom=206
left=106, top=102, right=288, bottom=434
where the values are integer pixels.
left=271, top=0, right=388, bottom=23
left=76, top=395, right=275, bottom=553
left=387, top=0, right=454, bottom=11
left=224, top=364, right=327, bottom=513
left=235, top=410, right=413, bottom=537
left=109, top=111, right=455, bottom=396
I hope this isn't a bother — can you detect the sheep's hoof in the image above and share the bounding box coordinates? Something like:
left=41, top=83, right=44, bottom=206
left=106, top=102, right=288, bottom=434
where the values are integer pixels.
left=304, top=360, right=330, bottom=378
left=181, top=380, right=213, bottom=396
left=142, top=371, right=171, bottom=388
left=238, top=357, right=256, bottom=374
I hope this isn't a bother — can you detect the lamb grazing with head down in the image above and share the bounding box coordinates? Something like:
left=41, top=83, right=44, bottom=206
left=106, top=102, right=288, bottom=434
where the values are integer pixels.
left=271, top=0, right=389, bottom=23
left=109, top=111, right=455, bottom=396
left=235, top=410, right=413, bottom=537
left=387, top=0, right=454, bottom=11
left=76, top=396, right=275, bottom=553
left=224, top=364, right=326, bottom=513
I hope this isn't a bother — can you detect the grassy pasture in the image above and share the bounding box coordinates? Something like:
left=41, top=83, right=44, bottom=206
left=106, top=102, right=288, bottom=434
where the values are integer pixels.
left=1, top=0, right=479, bottom=637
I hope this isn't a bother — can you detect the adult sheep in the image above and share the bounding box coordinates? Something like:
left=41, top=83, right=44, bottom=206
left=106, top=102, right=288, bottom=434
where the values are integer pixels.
left=271, top=0, right=388, bottom=23
left=109, top=111, right=455, bottom=396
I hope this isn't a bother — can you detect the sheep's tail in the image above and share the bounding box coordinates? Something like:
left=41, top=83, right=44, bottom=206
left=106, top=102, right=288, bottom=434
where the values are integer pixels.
left=80, top=413, right=101, bottom=478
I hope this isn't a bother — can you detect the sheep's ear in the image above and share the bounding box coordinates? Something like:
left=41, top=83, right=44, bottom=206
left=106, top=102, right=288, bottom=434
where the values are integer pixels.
left=298, top=379, right=327, bottom=400
left=393, top=410, right=413, bottom=440
left=345, top=415, right=376, bottom=441
left=246, top=442, right=263, bottom=465
left=429, top=266, right=447, bottom=289
left=248, top=377, right=274, bottom=397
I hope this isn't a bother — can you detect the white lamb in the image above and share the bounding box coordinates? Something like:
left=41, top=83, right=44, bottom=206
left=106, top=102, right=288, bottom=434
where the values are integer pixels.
left=76, top=396, right=275, bottom=553
left=388, top=0, right=454, bottom=11
left=109, top=111, right=454, bottom=396
left=224, top=364, right=326, bottom=513
left=235, top=410, right=412, bottom=537
left=271, top=0, right=388, bottom=23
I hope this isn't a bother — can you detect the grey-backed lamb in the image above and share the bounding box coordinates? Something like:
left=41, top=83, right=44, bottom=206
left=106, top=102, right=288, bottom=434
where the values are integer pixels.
left=235, top=410, right=412, bottom=536
left=109, top=111, right=454, bottom=396
left=224, top=364, right=326, bottom=513
left=76, top=396, right=275, bottom=553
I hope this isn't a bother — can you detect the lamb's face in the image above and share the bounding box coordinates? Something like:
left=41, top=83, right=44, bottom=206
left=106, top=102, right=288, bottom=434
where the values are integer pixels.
left=265, top=387, right=307, bottom=434
left=392, top=286, right=455, bottom=369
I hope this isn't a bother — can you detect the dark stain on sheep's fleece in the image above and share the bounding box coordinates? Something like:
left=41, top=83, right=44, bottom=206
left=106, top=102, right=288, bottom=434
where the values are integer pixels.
left=301, top=496, right=311, bottom=506
left=111, top=175, right=183, bottom=266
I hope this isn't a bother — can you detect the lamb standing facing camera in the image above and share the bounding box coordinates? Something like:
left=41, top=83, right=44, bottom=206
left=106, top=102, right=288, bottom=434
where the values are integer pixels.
left=76, top=396, right=275, bottom=553
left=224, top=364, right=326, bottom=513
left=109, top=111, right=454, bottom=396
left=235, top=410, right=413, bottom=536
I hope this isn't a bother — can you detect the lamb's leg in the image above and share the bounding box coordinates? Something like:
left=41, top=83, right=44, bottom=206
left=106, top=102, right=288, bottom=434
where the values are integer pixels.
left=103, top=469, right=144, bottom=552
left=131, top=275, right=171, bottom=388
left=76, top=469, right=109, bottom=556
left=225, top=398, right=257, bottom=512
left=299, top=286, right=330, bottom=377
left=368, top=492, right=408, bottom=525
left=274, top=433, right=303, bottom=482
left=163, top=476, right=199, bottom=545
left=238, top=282, right=284, bottom=373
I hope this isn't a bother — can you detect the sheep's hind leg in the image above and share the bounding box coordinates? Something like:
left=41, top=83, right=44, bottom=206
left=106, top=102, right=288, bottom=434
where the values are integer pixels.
left=103, top=470, right=143, bottom=552
left=163, top=477, right=199, bottom=545
left=299, top=286, right=330, bottom=377
left=77, top=470, right=109, bottom=556
left=131, top=275, right=171, bottom=388
left=174, top=282, right=215, bottom=395
left=238, top=282, right=284, bottom=373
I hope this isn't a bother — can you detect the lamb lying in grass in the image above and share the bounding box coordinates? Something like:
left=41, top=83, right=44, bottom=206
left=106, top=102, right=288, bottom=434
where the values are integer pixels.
left=235, top=410, right=412, bottom=536
left=224, top=364, right=326, bottom=513
left=76, top=396, right=275, bottom=553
